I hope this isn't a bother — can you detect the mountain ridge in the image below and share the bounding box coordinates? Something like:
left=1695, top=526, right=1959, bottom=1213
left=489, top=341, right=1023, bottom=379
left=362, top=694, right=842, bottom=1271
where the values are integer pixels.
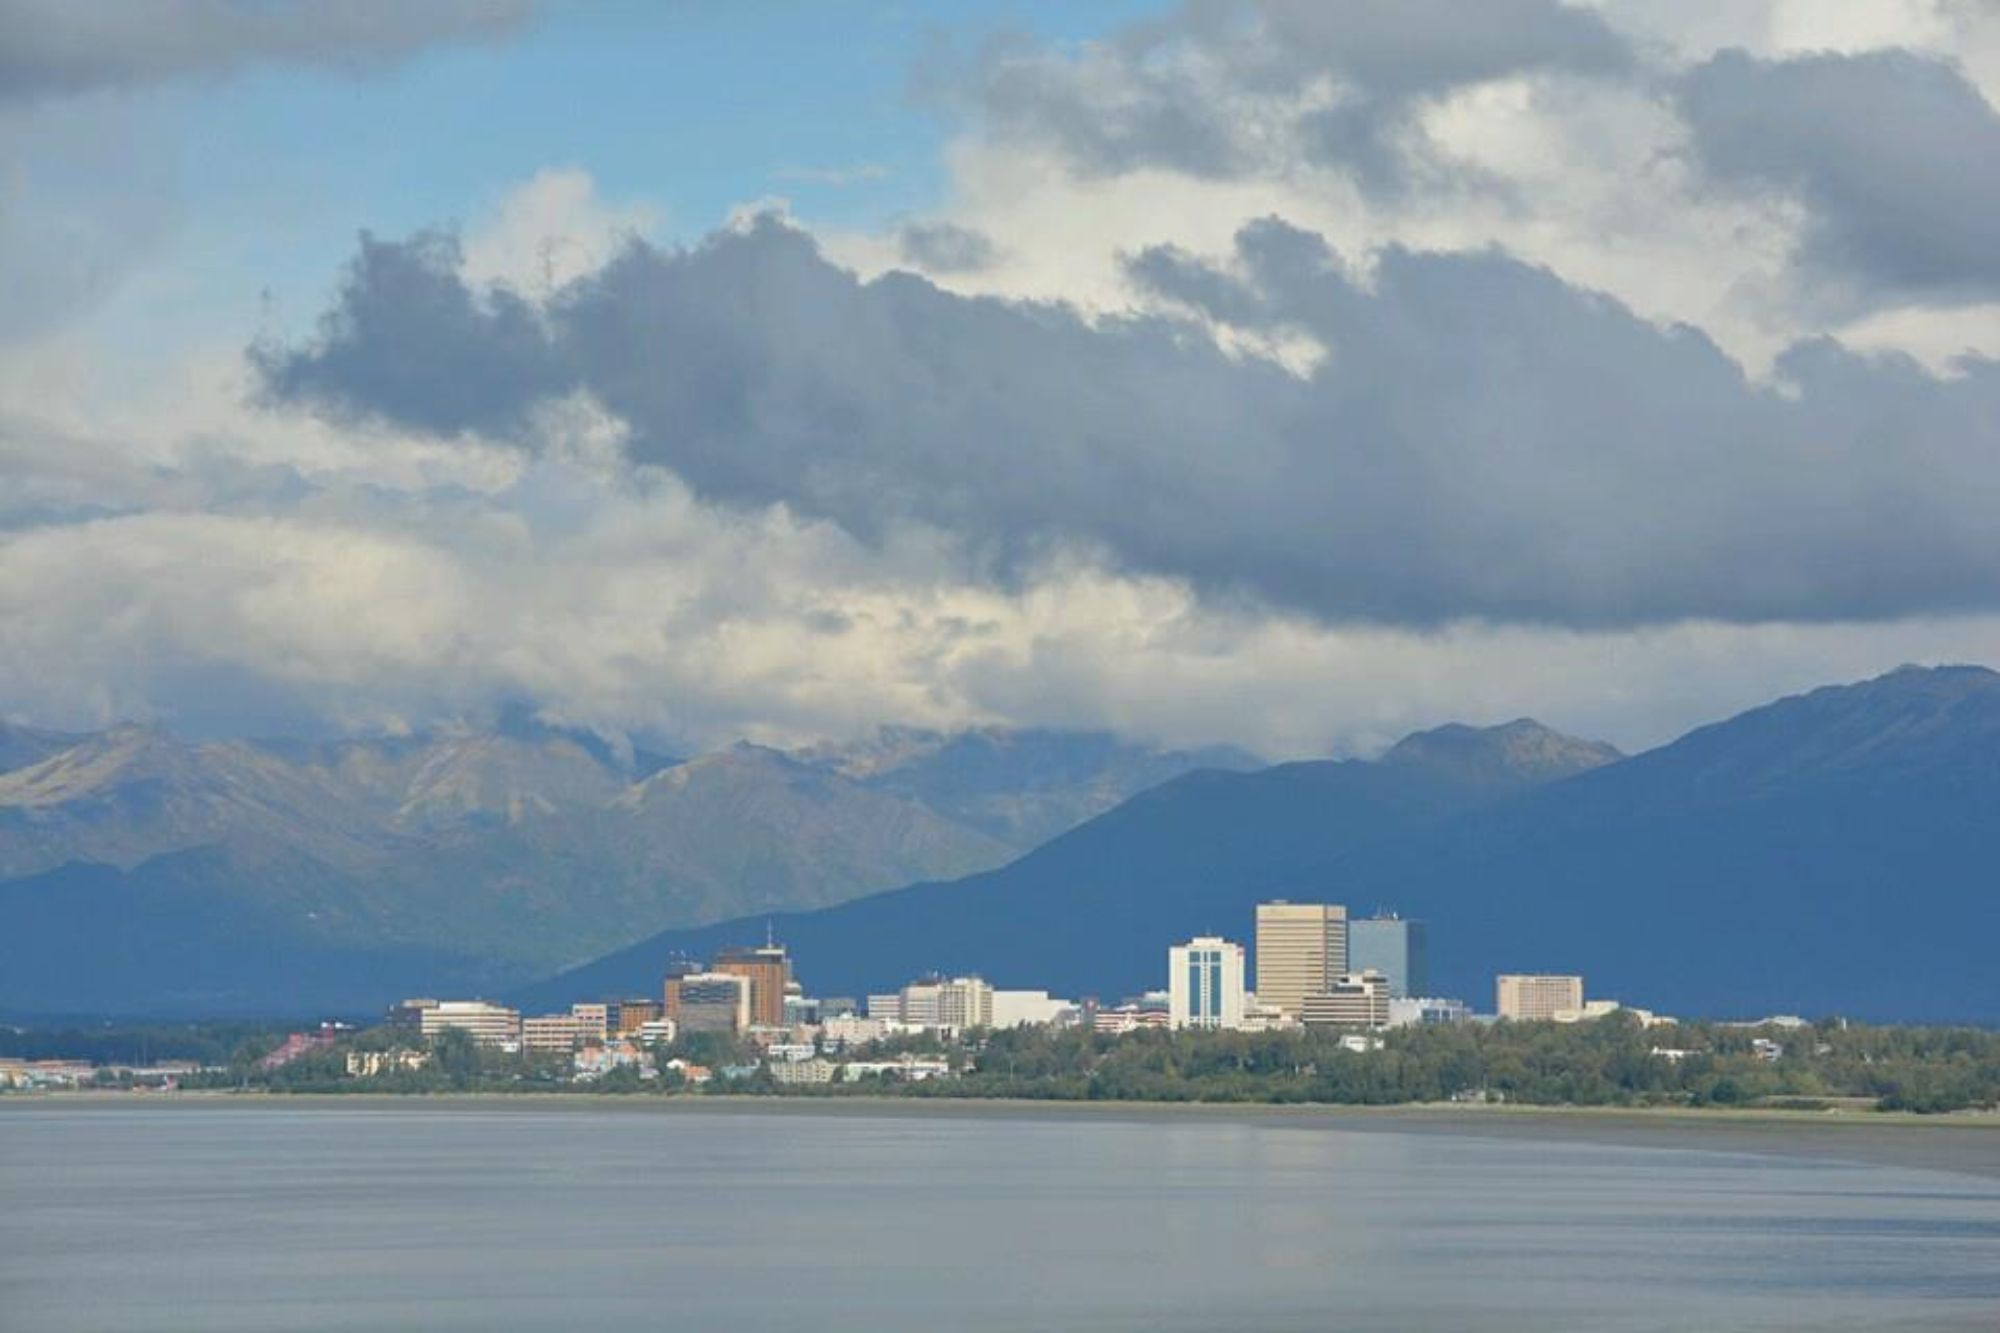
left=524, top=667, right=2000, bottom=1023
left=0, top=718, right=1256, bottom=1010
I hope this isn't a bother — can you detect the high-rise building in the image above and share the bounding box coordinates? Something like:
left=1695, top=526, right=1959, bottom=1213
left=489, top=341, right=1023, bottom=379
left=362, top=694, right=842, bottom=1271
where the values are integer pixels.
left=1496, top=974, right=1585, bottom=1021
left=1169, top=937, right=1247, bottom=1030
left=1300, top=972, right=1391, bottom=1029
left=716, top=944, right=793, bottom=1029
left=660, top=958, right=702, bottom=1015
left=674, top=973, right=751, bottom=1033
left=1254, top=902, right=1348, bottom=1017
left=1348, top=915, right=1429, bottom=999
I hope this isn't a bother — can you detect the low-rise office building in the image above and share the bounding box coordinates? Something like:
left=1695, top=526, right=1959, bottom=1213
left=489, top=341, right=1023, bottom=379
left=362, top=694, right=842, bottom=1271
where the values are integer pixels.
left=1496, top=974, right=1585, bottom=1022
left=1387, top=996, right=1471, bottom=1028
left=770, top=1058, right=837, bottom=1085
left=346, top=1049, right=431, bottom=1077
left=1300, top=971, right=1391, bottom=1030
left=521, top=1013, right=594, bottom=1053
left=418, top=1000, right=522, bottom=1047
left=873, top=976, right=995, bottom=1031
left=989, top=990, right=1076, bottom=1028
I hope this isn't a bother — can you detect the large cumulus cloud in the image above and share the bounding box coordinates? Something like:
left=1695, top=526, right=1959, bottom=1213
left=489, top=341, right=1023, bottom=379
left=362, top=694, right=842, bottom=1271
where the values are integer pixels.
left=259, top=215, right=2000, bottom=629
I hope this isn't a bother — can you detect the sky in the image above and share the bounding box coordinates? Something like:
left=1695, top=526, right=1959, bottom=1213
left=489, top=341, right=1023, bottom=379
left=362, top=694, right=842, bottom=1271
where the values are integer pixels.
left=5, top=0, right=2000, bottom=760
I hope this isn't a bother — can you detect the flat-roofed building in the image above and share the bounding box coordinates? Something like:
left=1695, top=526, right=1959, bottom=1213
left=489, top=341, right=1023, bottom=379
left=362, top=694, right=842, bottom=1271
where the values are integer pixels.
left=823, top=1014, right=888, bottom=1048
left=716, top=944, right=793, bottom=1029
left=388, top=998, right=439, bottom=1030
left=675, top=973, right=751, bottom=1033
left=1169, top=937, right=1247, bottom=1030
left=522, top=1013, right=593, bottom=1052
left=1300, top=971, right=1391, bottom=1030
left=614, top=998, right=663, bottom=1035
left=989, top=990, right=1075, bottom=1029
left=1387, top=996, right=1470, bottom=1028
left=1093, top=1006, right=1171, bottom=1035
left=770, top=1058, right=836, bottom=1085
left=877, top=976, right=994, bottom=1031
left=660, top=958, right=703, bottom=1015
left=569, top=1003, right=610, bottom=1042
left=1349, top=915, right=1429, bottom=999
left=1496, top=973, right=1585, bottom=1022
left=419, top=1000, right=521, bottom=1047
left=1255, top=902, right=1348, bottom=1018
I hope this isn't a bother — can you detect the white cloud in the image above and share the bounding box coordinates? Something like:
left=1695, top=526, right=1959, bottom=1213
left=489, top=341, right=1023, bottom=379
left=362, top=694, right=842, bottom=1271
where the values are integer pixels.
left=461, top=168, right=662, bottom=296
left=9, top=0, right=2000, bottom=762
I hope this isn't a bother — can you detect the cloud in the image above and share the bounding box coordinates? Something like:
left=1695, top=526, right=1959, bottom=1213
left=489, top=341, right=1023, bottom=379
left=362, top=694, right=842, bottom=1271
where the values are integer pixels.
left=895, top=221, right=1001, bottom=274
left=1679, top=48, right=2000, bottom=306
left=258, top=214, right=2000, bottom=631
left=254, top=230, right=571, bottom=438
left=461, top=168, right=661, bottom=295
left=950, top=0, right=1631, bottom=191
left=0, top=0, right=534, bottom=104
left=8, top=423, right=2000, bottom=758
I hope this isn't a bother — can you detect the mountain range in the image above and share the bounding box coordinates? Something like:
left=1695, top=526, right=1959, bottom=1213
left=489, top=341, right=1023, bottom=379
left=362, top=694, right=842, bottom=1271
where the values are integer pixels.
left=527, top=666, right=2000, bottom=1024
left=8, top=665, right=1997, bottom=1023
left=0, top=719, right=1253, bottom=1015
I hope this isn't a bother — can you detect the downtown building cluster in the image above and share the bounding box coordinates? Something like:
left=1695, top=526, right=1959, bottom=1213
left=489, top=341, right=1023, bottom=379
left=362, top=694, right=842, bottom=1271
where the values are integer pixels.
left=388, top=898, right=1665, bottom=1086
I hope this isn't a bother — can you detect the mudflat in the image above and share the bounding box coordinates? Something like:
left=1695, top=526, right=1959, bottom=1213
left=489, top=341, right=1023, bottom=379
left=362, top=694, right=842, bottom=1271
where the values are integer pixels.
left=10, top=1092, right=1999, bottom=1179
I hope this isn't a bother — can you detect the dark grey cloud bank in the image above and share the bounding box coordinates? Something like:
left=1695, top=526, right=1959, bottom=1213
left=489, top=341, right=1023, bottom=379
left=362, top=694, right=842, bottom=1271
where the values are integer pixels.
left=953, top=0, right=1631, bottom=190
left=259, top=216, right=2000, bottom=629
left=1680, top=48, right=2000, bottom=304
left=0, top=0, right=532, bottom=104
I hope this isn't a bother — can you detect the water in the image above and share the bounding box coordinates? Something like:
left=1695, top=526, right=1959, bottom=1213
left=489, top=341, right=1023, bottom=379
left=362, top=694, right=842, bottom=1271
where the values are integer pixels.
left=2, top=1102, right=1997, bottom=1331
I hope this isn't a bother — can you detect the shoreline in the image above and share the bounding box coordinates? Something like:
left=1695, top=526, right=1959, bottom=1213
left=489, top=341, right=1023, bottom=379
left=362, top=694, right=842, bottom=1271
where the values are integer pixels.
left=9, top=1092, right=2000, bottom=1179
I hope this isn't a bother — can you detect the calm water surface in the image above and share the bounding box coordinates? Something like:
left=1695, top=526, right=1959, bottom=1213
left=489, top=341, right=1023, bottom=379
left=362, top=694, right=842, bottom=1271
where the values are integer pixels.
left=2, top=1102, right=1997, bottom=1332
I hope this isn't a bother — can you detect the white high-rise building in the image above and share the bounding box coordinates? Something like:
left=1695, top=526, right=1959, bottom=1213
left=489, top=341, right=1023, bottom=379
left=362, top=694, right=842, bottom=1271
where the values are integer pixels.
left=1254, top=902, right=1348, bottom=1018
left=1168, top=937, right=1247, bottom=1030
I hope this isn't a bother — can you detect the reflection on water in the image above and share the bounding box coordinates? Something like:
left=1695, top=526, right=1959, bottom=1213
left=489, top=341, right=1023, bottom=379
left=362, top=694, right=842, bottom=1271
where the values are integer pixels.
left=2, top=1104, right=1996, bottom=1332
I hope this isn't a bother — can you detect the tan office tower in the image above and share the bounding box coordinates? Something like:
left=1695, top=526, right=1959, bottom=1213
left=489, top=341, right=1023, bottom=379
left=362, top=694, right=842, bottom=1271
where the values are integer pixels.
left=1496, top=974, right=1584, bottom=1021
left=1254, top=902, right=1348, bottom=1017
left=716, top=944, right=793, bottom=1028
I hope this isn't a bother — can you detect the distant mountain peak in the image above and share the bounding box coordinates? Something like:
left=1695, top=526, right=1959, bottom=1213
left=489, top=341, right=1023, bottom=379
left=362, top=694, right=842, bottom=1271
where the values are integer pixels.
left=1380, top=718, right=1622, bottom=788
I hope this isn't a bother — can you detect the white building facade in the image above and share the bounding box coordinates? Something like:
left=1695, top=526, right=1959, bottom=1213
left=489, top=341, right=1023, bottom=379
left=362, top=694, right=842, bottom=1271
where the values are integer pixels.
left=1168, top=937, right=1246, bottom=1030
